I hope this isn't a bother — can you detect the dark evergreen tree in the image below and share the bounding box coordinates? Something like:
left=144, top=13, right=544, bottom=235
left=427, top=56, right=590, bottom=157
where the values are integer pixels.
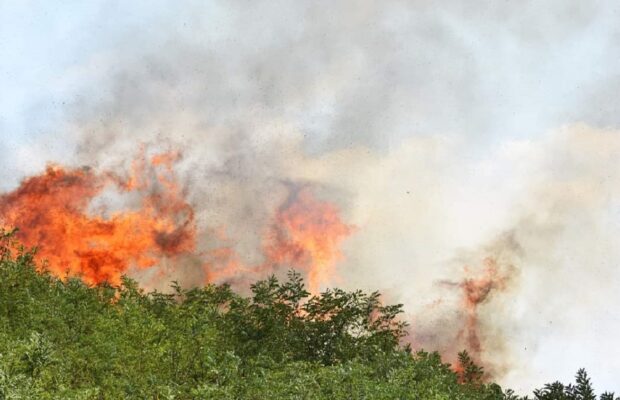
left=534, top=382, right=570, bottom=400
left=574, top=369, right=596, bottom=400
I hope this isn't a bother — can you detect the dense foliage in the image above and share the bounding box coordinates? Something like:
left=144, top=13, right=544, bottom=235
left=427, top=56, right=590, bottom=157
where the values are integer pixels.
left=0, top=230, right=616, bottom=399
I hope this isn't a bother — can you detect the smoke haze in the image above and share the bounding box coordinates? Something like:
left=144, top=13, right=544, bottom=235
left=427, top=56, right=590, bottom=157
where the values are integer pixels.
left=2, top=0, right=620, bottom=393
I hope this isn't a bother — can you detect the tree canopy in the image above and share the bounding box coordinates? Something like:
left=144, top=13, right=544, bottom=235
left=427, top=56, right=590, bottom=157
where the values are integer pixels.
left=0, top=229, right=616, bottom=399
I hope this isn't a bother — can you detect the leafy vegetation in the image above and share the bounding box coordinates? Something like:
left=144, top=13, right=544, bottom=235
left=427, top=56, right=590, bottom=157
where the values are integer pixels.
left=0, top=229, right=616, bottom=399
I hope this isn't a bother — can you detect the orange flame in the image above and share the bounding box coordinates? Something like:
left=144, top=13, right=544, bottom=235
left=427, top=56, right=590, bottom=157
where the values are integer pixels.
left=204, top=188, right=354, bottom=292
left=263, top=188, right=354, bottom=293
left=0, top=152, right=195, bottom=285
left=0, top=157, right=353, bottom=291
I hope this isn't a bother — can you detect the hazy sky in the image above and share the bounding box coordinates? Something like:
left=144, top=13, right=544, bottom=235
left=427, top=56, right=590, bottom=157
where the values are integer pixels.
left=2, top=1, right=620, bottom=393
left=3, top=1, right=620, bottom=156
left=1, top=1, right=164, bottom=160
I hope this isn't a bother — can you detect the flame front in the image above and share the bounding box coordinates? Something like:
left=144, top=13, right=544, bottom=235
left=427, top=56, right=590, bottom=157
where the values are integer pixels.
left=0, top=153, right=196, bottom=286
left=0, top=157, right=353, bottom=291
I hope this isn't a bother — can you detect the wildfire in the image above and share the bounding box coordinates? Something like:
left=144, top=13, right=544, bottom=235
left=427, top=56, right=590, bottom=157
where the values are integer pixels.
left=435, top=256, right=511, bottom=369
left=0, top=152, right=195, bottom=286
left=458, top=258, right=510, bottom=357
left=263, top=188, right=354, bottom=294
left=0, top=155, right=353, bottom=291
left=410, top=255, right=515, bottom=379
left=205, top=187, right=354, bottom=293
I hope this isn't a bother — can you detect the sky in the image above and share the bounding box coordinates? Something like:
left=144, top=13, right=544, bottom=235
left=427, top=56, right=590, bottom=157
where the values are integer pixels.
left=1, top=0, right=620, bottom=393
left=3, top=1, right=620, bottom=158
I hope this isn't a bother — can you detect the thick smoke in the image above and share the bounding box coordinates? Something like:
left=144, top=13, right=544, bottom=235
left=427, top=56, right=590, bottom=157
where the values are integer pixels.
left=289, top=125, right=620, bottom=388
left=2, top=0, right=620, bottom=393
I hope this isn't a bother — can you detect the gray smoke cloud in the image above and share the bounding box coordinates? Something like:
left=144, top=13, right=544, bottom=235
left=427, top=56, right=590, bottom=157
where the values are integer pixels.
left=287, top=125, right=620, bottom=389
left=2, top=0, right=620, bottom=393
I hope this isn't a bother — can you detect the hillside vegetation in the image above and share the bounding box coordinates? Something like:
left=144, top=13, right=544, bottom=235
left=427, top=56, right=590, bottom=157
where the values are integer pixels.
left=0, top=230, right=616, bottom=399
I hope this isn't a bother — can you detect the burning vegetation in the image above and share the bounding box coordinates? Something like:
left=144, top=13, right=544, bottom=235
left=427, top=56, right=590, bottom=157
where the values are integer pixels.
left=0, top=153, right=196, bottom=285
left=0, top=151, right=515, bottom=373
left=264, top=187, right=354, bottom=293
left=2, top=149, right=617, bottom=400
left=0, top=152, right=353, bottom=293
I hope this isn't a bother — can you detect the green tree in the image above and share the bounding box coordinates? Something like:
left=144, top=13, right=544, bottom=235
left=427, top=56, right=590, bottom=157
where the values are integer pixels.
left=1, top=229, right=618, bottom=399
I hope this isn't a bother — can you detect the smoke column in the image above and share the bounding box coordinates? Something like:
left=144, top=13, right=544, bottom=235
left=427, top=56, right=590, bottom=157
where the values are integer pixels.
left=2, top=0, right=620, bottom=393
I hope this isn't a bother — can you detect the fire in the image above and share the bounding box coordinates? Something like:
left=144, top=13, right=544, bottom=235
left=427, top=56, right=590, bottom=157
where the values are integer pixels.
left=457, top=258, right=509, bottom=357
left=435, top=257, right=511, bottom=368
left=425, top=256, right=514, bottom=377
left=0, top=156, right=353, bottom=291
left=201, top=188, right=353, bottom=292
left=263, top=188, right=354, bottom=293
left=0, top=152, right=195, bottom=285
